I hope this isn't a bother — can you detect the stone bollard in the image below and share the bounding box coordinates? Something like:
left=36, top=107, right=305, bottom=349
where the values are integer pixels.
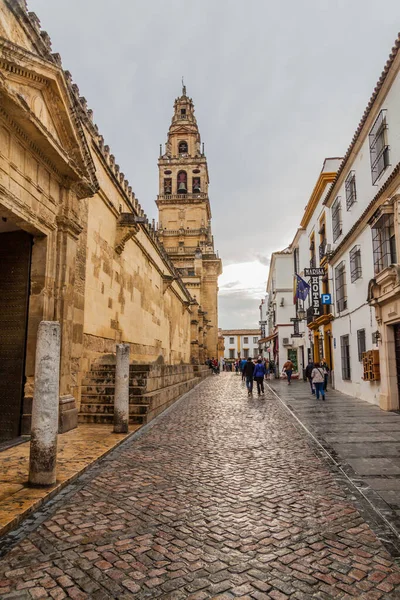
left=114, top=343, right=130, bottom=433
left=28, top=321, right=61, bottom=486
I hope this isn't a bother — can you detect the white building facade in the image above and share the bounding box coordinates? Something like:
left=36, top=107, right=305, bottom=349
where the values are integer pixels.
left=326, top=35, right=400, bottom=408
left=263, top=33, right=400, bottom=409
left=264, top=250, right=303, bottom=374
left=221, top=330, right=260, bottom=360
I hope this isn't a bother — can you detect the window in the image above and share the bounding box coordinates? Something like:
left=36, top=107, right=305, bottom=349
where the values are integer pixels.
left=192, top=177, right=201, bottom=193
left=357, top=329, right=366, bottom=362
left=345, top=171, right=357, bottom=210
left=349, top=245, right=362, bottom=282
left=164, top=178, right=172, bottom=194
left=178, top=141, right=188, bottom=154
left=243, top=337, right=249, bottom=344
left=229, top=337, right=234, bottom=344
left=372, top=212, right=397, bottom=274
left=180, top=108, right=186, bottom=116
left=332, top=197, right=342, bottom=242
left=229, top=349, right=235, bottom=359
left=177, top=170, right=187, bottom=193
left=341, top=335, right=351, bottom=380
left=243, top=348, right=249, bottom=358
left=335, top=261, right=347, bottom=312
left=254, top=348, right=259, bottom=356
left=253, top=337, right=258, bottom=343
left=369, top=110, right=389, bottom=184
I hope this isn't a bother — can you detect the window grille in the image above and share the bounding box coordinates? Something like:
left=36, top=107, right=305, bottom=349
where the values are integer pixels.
left=243, top=337, right=248, bottom=344
left=332, top=197, right=342, bottom=242
left=369, top=110, right=390, bottom=184
left=371, top=212, right=397, bottom=274
left=243, top=348, right=249, bottom=358
left=253, top=337, right=258, bottom=343
left=229, top=337, right=234, bottom=344
left=349, top=245, right=362, bottom=282
left=335, top=261, right=347, bottom=312
left=345, top=171, right=357, bottom=210
left=341, top=335, right=351, bottom=380
left=357, top=329, right=366, bottom=362
left=229, top=349, right=235, bottom=359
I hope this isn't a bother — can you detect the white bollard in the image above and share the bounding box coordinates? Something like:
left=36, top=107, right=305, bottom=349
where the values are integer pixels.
left=114, top=343, right=130, bottom=433
left=28, top=321, right=61, bottom=486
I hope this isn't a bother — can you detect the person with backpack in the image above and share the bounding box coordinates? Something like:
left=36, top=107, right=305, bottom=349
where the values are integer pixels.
left=242, top=357, right=255, bottom=395
left=311, top=363, right=326, bottom=400
left=253, top=359, right=267, bottom=395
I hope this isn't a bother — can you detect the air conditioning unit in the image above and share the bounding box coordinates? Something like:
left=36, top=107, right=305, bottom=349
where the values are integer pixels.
left=282, top=337, right=290, bottom=346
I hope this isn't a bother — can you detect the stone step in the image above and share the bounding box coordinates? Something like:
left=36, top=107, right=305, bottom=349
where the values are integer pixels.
left=80, top=394, right=151, bottom=404
left=78, top=413, right=146, bottom=425
left=88, top=364, right=151, bottom=373
left=81, top=385, right=147, bottom=395
left=80, top=403, right=148, bottom=415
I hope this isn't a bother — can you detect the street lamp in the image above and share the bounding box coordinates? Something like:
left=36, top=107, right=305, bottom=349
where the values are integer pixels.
left=297, top=306, right=306, bottom=321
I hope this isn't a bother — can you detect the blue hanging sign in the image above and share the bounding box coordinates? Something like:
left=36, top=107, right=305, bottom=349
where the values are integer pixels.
left=321, top=293, right=332, bottom=305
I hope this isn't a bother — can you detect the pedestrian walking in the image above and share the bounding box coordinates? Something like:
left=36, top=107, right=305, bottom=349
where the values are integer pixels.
left=240, top=358, right=247, bottom=381
left=242, top=356, right=255, bottom=395
left=253, top=359, right=267, bottom=394
left=282, top=359, right=294, bottom=385
left=311, top=363, right=326, bottom=400
left=305, top=360, right=315, bottom=395
left=320, top=358, right=330, bottom=392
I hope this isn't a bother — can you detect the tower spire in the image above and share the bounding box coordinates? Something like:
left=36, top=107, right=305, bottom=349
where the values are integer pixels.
left=182, top=76, right=186, bottom=97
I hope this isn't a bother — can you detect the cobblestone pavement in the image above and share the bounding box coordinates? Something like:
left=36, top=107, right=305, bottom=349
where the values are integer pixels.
left=1, top=374, right=400, bottom=599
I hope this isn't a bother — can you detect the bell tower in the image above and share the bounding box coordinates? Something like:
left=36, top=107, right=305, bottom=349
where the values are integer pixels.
left=156, top=84, right=222, bottom=360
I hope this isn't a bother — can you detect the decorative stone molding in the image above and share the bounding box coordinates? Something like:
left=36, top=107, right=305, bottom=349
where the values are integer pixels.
left=114, top=213, right=145, bottom=255
left=162, top=274, right=177, bottom=294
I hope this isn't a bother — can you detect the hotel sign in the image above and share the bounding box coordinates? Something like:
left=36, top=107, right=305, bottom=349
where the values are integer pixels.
left=311, top=276, right=321, bottom=317
left=304, top=267, right=325, bottom=277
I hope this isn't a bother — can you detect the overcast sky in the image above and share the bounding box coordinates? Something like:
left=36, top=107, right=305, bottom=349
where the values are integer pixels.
left=29, top=0, right=400, bottom=329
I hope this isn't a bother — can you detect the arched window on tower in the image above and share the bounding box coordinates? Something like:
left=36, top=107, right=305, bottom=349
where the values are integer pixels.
left=164, top=178, right=172, bottom=194
left=178, top=141, right=188, bottom=155
left=192, top=177, right=201, bottom=193
left=177, top=171, right=187, bottom=194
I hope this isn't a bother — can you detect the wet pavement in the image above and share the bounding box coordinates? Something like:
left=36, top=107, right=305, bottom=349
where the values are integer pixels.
left=0, top=425, right=137, bottom=537
left=1, top=374, right=400, bottom=598
left=269, top=378, right=400, bottom=548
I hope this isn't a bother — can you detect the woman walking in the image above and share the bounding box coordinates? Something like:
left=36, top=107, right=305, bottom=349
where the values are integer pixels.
left=253, top=359, right=267, bottom=395
left=311, top=363, right=326, bottom=400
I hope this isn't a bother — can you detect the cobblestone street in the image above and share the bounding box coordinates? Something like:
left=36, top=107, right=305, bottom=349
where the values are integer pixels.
left=2, top=374, right=400, bottom=599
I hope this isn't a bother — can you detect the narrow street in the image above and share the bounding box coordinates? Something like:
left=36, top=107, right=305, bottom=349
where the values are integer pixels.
left=1, top=374, right=400, bottom=599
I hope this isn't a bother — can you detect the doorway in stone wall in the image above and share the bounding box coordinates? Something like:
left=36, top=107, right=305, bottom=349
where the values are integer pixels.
left=0, top=228, right=32, bottom=443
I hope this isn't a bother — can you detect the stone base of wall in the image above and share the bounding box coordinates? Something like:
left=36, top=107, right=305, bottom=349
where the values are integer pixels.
left=79, top=363, right=210, bottom=427
left=20, top=395, right=78, bottom=436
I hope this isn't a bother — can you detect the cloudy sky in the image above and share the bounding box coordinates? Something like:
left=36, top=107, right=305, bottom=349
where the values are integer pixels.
left=29, top=0, right=400, bottom=328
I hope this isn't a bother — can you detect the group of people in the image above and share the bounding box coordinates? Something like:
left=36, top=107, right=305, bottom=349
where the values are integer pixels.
left=305, top=359, right=329, bottom=400
left=241, top=357, right=268, bottom=395
left=205, top=357, right=220, bottom=374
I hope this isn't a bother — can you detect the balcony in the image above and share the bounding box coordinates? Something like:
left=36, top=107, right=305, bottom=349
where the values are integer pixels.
left=157, top=193, right=208, bottom=201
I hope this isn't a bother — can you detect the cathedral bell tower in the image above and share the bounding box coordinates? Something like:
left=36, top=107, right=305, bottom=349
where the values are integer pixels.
left=156, top=84, right=222, bottom=361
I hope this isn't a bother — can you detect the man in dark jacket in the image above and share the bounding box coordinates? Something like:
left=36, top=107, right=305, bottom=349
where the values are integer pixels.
left=243, top=357, right=255, bottom=395
left=305, top=361, right=315, bottom=394
left=253, top=359, right=267, bottom=394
